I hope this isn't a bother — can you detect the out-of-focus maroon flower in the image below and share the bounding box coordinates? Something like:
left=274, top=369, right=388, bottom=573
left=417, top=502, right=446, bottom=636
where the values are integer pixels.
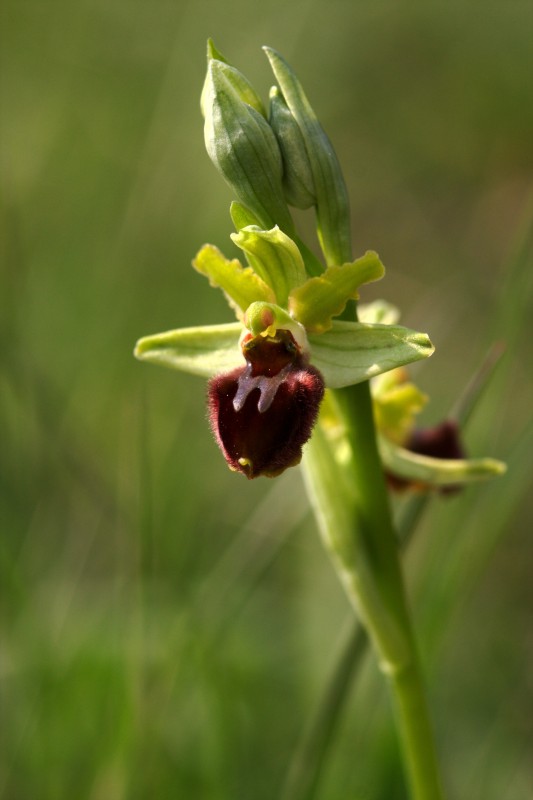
left=387, top=419, right=466, bottom=494
left=408, top=420, right=465, bottom=461
left=208, top=329, right=325, bottom=478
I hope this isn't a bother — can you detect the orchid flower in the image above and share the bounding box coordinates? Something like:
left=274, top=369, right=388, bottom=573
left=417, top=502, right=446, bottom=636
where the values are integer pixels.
left=134, top=41, right=507, bottom=800
left=134, top=42, right=503, bottom=489
left=135, top=235, right=433, bottom=477
left=134, top=41, right=438, bottom=478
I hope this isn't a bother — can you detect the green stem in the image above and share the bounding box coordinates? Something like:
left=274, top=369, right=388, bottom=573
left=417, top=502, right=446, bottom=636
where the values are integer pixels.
left=389, top=660, right=445, bottom=800
left=282, top=498, right=431, bottom=800
left=302, top=380, right=445, bottom=800
left=292, top=338, right=507, bottom=798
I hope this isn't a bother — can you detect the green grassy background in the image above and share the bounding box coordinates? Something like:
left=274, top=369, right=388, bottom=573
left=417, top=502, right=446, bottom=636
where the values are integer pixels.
left=1, top=1, right=532, bottom=798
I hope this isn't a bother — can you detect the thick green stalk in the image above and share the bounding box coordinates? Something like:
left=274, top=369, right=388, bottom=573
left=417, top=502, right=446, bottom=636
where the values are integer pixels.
left=389, top=658, right=445, bottom=800
left=302, top=380, right=445, bottom=800
left=281, top=495, right=432, bottom=800
left=291, top=339, right=506, bottom=799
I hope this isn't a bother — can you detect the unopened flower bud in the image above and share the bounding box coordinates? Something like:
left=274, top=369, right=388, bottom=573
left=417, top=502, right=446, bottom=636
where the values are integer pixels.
left=201, top=39, right=265, bottom=119
left=203, top=56, right=294, bottom=232
left=264, top=47, right=352, bottom=265
left=269, top=86, right=316, bottom=210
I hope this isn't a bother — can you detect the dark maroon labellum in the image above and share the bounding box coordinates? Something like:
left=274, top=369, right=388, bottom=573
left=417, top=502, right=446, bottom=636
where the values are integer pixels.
left=207, top=330, right=325, bottom=478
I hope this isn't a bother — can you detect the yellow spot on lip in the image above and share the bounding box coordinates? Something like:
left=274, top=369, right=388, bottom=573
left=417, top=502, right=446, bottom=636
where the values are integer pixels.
left=238, top=457, right=255, bottom=478
left=260, top=324, right=277, bottom=338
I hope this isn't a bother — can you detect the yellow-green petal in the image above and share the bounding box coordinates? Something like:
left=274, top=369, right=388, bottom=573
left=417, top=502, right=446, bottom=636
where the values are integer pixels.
left=193, top=244, right=275, bottom=318
left=289, top=251, right=385, bottom=333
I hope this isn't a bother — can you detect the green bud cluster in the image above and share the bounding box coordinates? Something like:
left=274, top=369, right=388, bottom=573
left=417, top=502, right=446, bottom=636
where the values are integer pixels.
left=201, top=40, right=352, bottom=267
left=202, top=42, right=292, bottom=233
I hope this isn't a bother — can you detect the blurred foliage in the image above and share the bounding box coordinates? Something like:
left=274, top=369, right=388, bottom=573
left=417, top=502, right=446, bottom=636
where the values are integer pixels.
left=1, top=1, right=532, bottom=798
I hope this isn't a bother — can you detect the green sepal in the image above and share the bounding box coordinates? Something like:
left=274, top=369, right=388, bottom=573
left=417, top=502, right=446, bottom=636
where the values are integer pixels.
left=308, top=320, right=434, bottom=388
left=201, top=40, right=266, bottom=119
left=204, top=60, right=293, bottom=232
left=269, top=85, right=316, bottom=210
left=192, top=244, right=275, bottom=318
left=264, top=47, right=351, bottom=265
left=378, top=435, right=507, bottom=487
left=230, top=201, right=262, bottom=231
left=134, top=322, right=243, bottom=377
left=294, top=235, right=325, bottom=278
left=200, top=39, right=229, bottom=118
left=289, top=251, right=385, bottom=332
left=231, top=225, right=307, bottom=307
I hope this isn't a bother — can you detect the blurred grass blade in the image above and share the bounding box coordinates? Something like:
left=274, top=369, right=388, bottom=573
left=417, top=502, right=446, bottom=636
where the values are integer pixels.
left=194, top=470, right=308, bottom=638
left=281, top=620, right=368, bottom=800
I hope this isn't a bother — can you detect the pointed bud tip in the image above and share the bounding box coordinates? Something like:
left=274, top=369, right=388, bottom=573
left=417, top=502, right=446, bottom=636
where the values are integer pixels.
left=262, top=45, right=281, bottom=63
left=206, top=38, right=226, bottom=63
